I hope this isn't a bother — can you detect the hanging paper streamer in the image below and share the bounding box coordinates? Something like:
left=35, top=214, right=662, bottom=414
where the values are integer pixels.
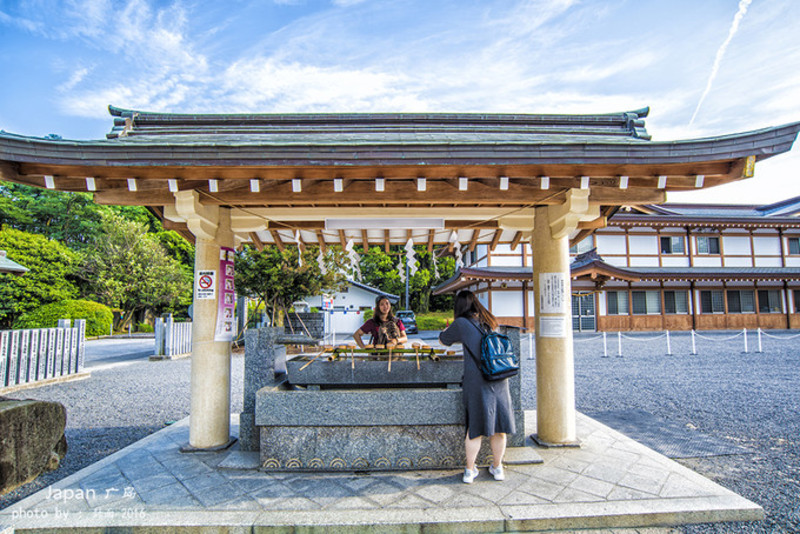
left=404, top=238, right=417, bottom=276
left=317, top=249, right=327, bottom=274
left=397, top=258, right=406, bottom=282
left=295, top=231, right=303, bottom=268
left=345, top=239, right=362, bottom=281
left=450, top=230, right=464, bottom=270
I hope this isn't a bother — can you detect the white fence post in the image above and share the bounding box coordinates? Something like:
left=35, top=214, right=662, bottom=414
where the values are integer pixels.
left=665, top=330, right=672, bottom=356
left=743, top=327, right=748, bottom=353
left=691, top=330, right=697, bottom=355
left=757, top=327, right=763, bottom=353
left=1, top=321, right=86, bottom=390
left=617, top=331, right=623, bottom=358
left=602, top=331, right=608, bottom=358
left=528, top=332, right=534, bottom=360
left=165, top=314, right=174, bottom=357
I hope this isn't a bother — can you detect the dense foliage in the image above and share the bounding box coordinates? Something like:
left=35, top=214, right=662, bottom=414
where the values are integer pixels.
left=0, top=228, right=78, bottom=328
left=15, top=299, right=114, bottom=337
left=76, top=212, right=191, bottom=330
left=235, top=245, right=348, bottom=327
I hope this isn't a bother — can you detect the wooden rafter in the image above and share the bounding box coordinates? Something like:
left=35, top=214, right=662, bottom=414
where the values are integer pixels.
left=361, top=229, right=369, bottom=252
left=316, top=230, right=327, bottom=253
left=510, top=231, right=524, bottom=251
left=270, top=230, right=285, bottom=251
left=489, top=229, right=502, bottom=251
left=468, top=229, right=480, bottom=252
left=339, top=230, right=347, bottom=248
left=250, top=232, right=264, bottom=251
left=384, top=230, right=391, bottom=253
left=427, top=229, right=435, bottom=253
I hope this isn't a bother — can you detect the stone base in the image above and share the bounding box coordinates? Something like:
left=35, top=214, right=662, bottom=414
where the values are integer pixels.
left=530, top=433, right=582, bottom=448
left=180, top=437, right=237, bottom=453
left=260, top=424, right=492, bottom=471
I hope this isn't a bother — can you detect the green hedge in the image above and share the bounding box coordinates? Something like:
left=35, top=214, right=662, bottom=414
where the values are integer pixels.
left=416, top=312, right=452, bottom=331
left=14, top=299, right=114, bottom=337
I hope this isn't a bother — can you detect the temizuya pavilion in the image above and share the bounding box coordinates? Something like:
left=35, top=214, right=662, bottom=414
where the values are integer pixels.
left=1, top=106, right=798, bottom=451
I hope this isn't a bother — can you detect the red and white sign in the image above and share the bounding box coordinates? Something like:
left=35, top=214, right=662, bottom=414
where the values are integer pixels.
left=196, top=270, right=216, bottom=300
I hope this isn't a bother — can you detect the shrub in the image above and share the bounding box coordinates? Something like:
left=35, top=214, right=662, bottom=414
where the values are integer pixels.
left=15, top=299, right=114, bottom=337
left=137, top=322, right=154, bottom=333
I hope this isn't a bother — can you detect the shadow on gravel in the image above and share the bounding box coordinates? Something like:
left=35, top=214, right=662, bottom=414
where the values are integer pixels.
left=586, top=409, right=754, bottom=459
left=0, top=425, right=164, bottom=509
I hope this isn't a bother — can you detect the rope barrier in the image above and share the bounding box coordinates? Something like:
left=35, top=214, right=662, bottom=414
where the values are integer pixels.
left=619, top=333, right=667, bottom=341
left=573, top=334, right=605, bottom=343
left=692, top=331, right=744, bottom=341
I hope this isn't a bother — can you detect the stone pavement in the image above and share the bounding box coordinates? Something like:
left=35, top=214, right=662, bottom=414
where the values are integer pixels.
left=0, top=411, right=761, bottom=533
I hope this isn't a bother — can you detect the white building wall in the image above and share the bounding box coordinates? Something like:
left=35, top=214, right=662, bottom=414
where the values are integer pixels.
left=628, top=256, right=660, bottom=267
left=754, top=257, right=782, bottom=267
left=753, top=236, right=781, bottom=255
left=723, top=236, right=751, bottom=255
left=694, top=257, right=723, bottom=267
left=491, top=291, right=524, bottom=317
left=627, top=235, right=658, bottom=255
left=490, top=255, right=525, bottom=267
left=725, top=257, right=753, bottom=267
left=595, top=234, right=627, bottom=255
left=661, top=257, right=690, bottom=267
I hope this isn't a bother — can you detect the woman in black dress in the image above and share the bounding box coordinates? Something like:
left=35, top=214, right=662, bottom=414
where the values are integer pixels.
left=439, top=290, right=516, bottom=483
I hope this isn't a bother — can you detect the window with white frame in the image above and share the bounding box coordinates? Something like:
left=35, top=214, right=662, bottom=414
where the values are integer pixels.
left=700, top=290, right=725, bottom=313
left=660, top=236, right=685, bottom=254
left=696, top=236, right=720, bottom=254
left=606, top=291, right=629, bottom=315
left=788, top=237, right=800, bottom=255
left=758, top=289, right=782, bottom=313
left=726, top=290, right=755, bottom=313
left=631, top=290, right=661, bottom=315
left=663, top=290, right=688, bottom=314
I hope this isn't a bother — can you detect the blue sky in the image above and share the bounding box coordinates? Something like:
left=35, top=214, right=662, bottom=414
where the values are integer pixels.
left=1, top=0, right=799, bottom=204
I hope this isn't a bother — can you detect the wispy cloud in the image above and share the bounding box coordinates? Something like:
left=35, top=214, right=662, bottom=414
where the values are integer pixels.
left=688, top=0, right=752, bottom=126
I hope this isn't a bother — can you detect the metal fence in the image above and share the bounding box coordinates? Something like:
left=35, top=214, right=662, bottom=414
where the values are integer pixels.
left=154, top=315, right=192, bottom=358
left=0, top=319, right=86, bottom=389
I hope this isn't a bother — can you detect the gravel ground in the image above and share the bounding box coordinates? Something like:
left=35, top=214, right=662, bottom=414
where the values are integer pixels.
left=2, top=332, right=798, bottom=533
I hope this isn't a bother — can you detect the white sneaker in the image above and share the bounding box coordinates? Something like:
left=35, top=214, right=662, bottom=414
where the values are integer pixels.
left=488, top=464, right=505, bottom=481
left=462, top=467, right=479, bottom=484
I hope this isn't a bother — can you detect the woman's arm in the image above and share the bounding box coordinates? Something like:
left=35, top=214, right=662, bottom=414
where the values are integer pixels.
left=438, top=318, right=461, bottom=346
left=353, top=328, right=366, bottom=348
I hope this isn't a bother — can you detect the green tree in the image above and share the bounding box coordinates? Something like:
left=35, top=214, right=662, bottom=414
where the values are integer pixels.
left=77, top=213, right=190, bottom=330
left=0, top=228, right=79, bottom=328
left=235, top=245, right=348, bottom=327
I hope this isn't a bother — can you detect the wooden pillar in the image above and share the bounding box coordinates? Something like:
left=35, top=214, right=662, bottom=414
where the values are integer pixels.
left=531, top=189, right=595, bottom=447
left=167, top=191, right=235, bottom=450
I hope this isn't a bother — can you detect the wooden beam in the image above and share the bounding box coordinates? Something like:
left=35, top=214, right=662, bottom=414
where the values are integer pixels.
left=361, top=229, right=369, bottom=252
left=250, top=232, right=264, bottom=251
left=428, top=229, right=435, bottom=253
left=489, top=229, right=502, bottom=252
left=270, top=230, right=285, bottom=251
left=469, top=229, right=480, bottom=252
left=406, top=229, right=413, bottom=244
left=577, top=217, right=607, bottom=230
left=510, top=231, right=524, bottom=251
left=384, top=230, right=391, bottom=253
left=339, top=230, right=347, bottom=249
left=316, top=230, right=327, bottom=253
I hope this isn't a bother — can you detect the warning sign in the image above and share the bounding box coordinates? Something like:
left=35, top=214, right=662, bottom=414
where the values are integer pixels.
left=196, top=270, right=216, bottom=300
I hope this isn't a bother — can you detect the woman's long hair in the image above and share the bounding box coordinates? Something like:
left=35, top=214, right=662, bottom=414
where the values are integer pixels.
left=454, top=290, right=498, bottom=330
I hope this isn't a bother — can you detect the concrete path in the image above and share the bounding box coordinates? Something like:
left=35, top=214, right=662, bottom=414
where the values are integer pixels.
left=83, top=337, right=155, bottom=369
left=0, top=410, right=761, bottom=533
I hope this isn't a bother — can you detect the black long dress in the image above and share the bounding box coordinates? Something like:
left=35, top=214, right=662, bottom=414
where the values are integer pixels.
left=439, top=316, right=516, bottom=440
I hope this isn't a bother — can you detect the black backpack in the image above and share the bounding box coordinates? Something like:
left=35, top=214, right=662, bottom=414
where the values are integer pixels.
left=468, top=321, right=519, bottom=381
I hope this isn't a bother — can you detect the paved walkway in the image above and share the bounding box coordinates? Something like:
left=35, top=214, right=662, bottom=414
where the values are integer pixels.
left=0, top=410, right=760, bottom=533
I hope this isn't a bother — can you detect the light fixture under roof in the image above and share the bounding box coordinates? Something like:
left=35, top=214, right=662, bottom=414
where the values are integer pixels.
left=417, top=178, right=426, bottom=191
left=168, top=179, right=179, bottom=192
left=334, top=178, right=343, bottom=192
left=580, top=176, right=590, bottom=189
left=619, top=175, right=629, bottom=189
left=459, top=177, right=468, bottom=191
left=658, top=175, right=667, bottom=188
left=44, top=175, right=55, bottom=189
left=292, top=178, right=302, bottom=193
left=250, top=179, right=260, bottom=193
left=208, top=179, right=219, bottom=193
left=325, top=218, right=444, bottom=230
left=127, top=178, right=138, bottom=192
left=85, top=177, right=96, bottom=191
left=695, top=175, right=705, bottom=188
left=375, top=178, right=385, bottom=192
left=499, top=176, right=509, bottom=190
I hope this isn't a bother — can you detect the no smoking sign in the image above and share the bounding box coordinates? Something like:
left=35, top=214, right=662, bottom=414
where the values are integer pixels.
left=196, top=270, right=216, bottom=299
